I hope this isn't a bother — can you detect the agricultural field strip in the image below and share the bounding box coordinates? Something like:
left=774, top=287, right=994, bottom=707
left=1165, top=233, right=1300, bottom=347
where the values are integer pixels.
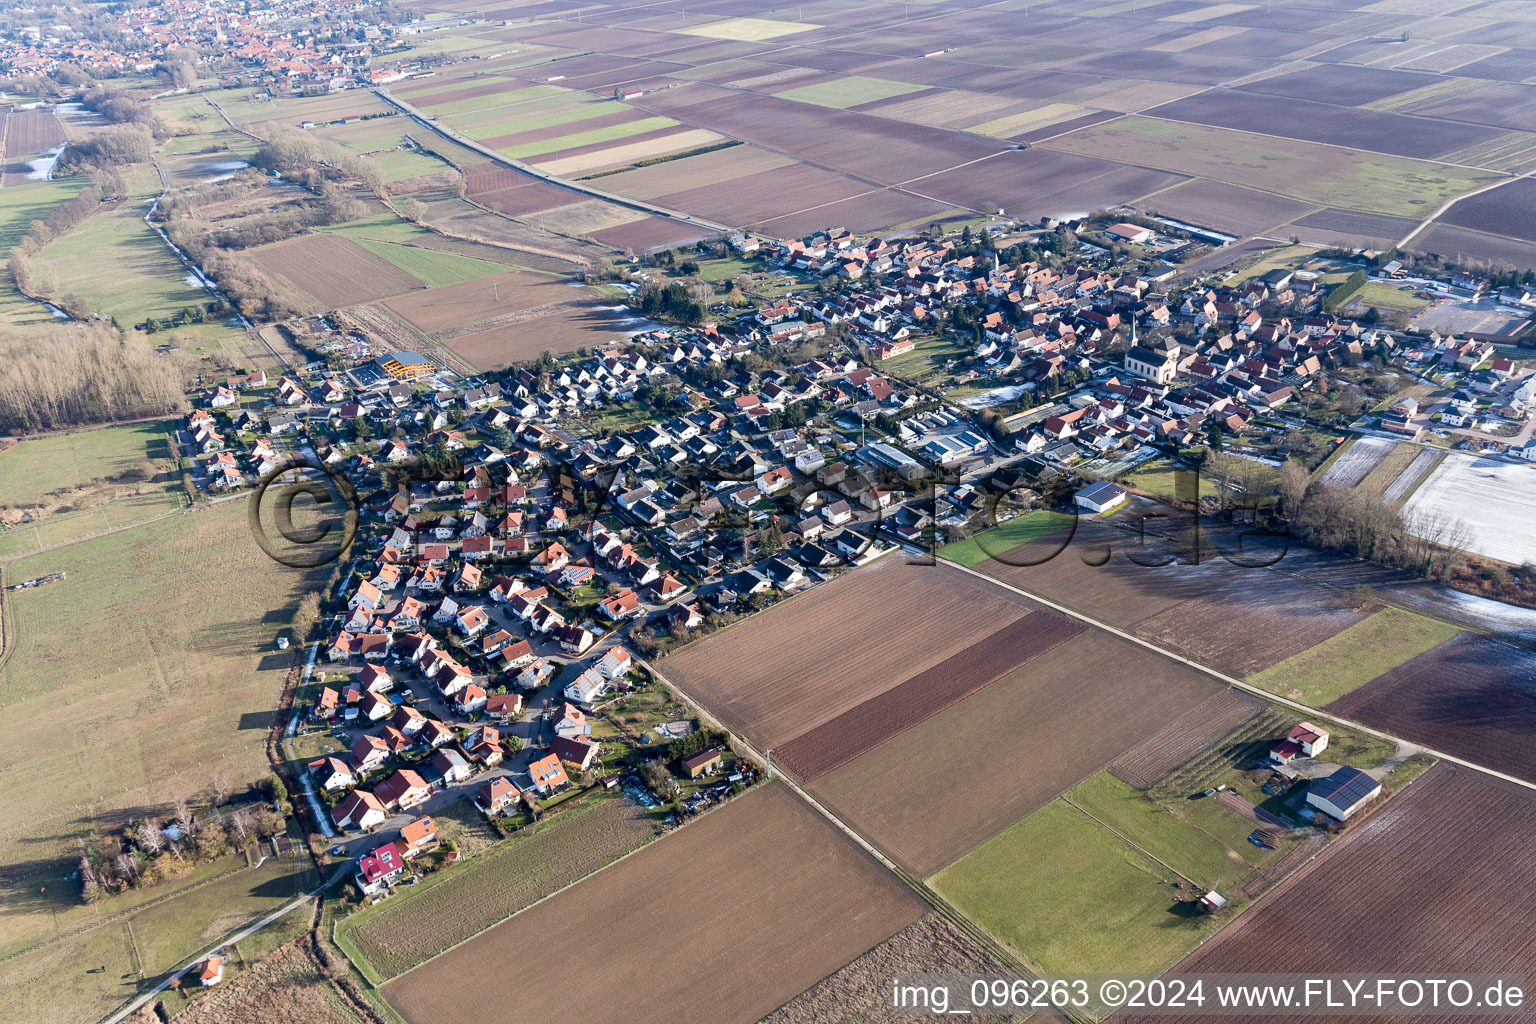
left=375, top=87, right=736, bottom=233
left=774, top=611, right=1087, bottom=781
left=1114, top=110, right=1515, bottom=177
left=620, top=80, right=1017, bottom=218
left=635, top=646, right=1045, bottom=991
left=936, top=558, right=1536, bottom=798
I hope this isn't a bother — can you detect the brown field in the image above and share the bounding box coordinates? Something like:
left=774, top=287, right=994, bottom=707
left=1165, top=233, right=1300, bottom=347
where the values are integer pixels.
left=478, top=108, right=649, bottom=150
left=1143, top=178, right=1318, bottom=236
left=1329, top=633, right=1536, bottom=785
left=1291, top=207, right=1422, bottom=249
left=905, top=148, right=1186, bottom=222
left=1152, top=763, right=1536, bottom=1022
left=384, top=270, right=629, bottom=368
left=1452, top=49, right=1536, bottom=84
left=632, top=83, right=1005, bottom=185
left=1018, top=110, right=1121, bottom=143
left=531, top=127, right=723, bottom=177
left=462, top=161, right=537, bottom=194
left=1441, top=177, right=1536, bottom=242
left=1, top=109, right=66, bottom=185
left=246, top=233, right=424, bottom=311
left=383, top=783, right=926, bottom=1024
left=975, top=519, right=1185, bottom=628
left=661, top=554, right=1033, bottom=751
left=1244, top=64, right=1437, bottom=105
left=652, top=161, right=870, bottom=225
left=811, top=624, right=1223, bottom=876
left=761, top=914, right=1016, bottom=1024
left=475, top=182, right=583, bottom=217
left=233, top=90, right=391, bottom=129
left=762, top=187, right=958, bottom=236
left=1416, top=222, right=1536, bottom=271
left=1146, top=90, right=1500, bottom=160
left=1407, top=81, right=1536, bottom=132
left=595, top=143, right=794, bottom=199
left=384, top=268, right=582, bottom=333
left=1108, top=688, right=1264, bottom=790
left=4, top=109, right=64, bottom=158
left=518, top=197, right=647, bottom=235
left=402, top=78, right=520, bottom=108
left=589, top=214, right=714, bottom=252
left=153, top=939, right=370, bottom=1024
left=343, top=795, right=657, bottom=980
left=776, top=611, right=1086, bottom=781
left=1130, top=564, right=1369, bottom=678
left=973, top=518, right=1369, bottom=677
left=864, top=88, right=1031, bottom=129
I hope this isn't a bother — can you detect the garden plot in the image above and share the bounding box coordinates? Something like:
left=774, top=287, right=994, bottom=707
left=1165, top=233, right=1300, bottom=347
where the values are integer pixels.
left=1317, top=436, right=1396, bottom=488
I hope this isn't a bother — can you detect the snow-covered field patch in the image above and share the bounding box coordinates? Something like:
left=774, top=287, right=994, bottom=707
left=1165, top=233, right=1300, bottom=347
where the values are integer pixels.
left=1405, top=452, right=1536, bottom=565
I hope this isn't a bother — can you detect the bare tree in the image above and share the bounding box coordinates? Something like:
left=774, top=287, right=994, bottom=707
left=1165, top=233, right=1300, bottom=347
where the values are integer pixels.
left=226, top=808, right=250, bottom=844
left=114, top=852, right=138, bottom=885
left=206, top=773, right=232, bottom=811
left=137, top=817, right=165, bottom=857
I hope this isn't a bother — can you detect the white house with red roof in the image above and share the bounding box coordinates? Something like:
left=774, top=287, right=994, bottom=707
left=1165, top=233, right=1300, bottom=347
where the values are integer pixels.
left=355, top=841, right=406, bottom=895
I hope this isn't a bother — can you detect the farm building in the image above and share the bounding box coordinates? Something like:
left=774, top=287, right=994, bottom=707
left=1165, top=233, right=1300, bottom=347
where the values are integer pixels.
left=1075, top=481, right=1129, bottom=513
left=1107, top=222, right=1154, bottom=244
left=1271, top=721, right=1330, bottom=764
left=1199, top=890, right=1228, bottom=914
left=682, top=746, right=723, bottom=779
left=198, top=956, right=224, bottom=987
left=1306, top=766, right=1382, bottom=821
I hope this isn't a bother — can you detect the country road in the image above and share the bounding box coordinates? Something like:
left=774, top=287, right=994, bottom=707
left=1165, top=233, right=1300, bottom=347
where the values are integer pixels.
left=101, top=863, right=351, bottom=1024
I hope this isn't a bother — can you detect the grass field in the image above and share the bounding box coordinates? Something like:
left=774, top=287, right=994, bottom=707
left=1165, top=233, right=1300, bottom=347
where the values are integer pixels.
left=938, top=510, right=1074, bottom=567
left=351, top=238, right=506, bottom=287
left=30, top=177, right=225, bottom=328
left=0, top=421, right=178, bottom=509
left=0, top=832, right=317, bottom=1024
left=497, top=116, right=678, bottom=160
left=775, top=76, right=927, bottom=109
left=0, top=421, right=186, bottom=558
left=1122, top=461, right=1221, bottom=501
left=337, top=794, right=659, bottom=982
left=677, top=16, right=820, bottom=41
left=878, top=337, right=967, bottom=385
left=1350, top=280, right=1431, bottom=312
left=0, top=177, right=86, bottom=326
left=1223, top=243, right=1318, bottom=284
left=0, top=499, right=325, bottom=963
left=1356, top=441, right=1420, bottom=495
left=1247, top=607, right=1462, bottom=705
left=457, top=98, right=630, bottom=141
left=430, top=86, right=573, bottom=123
left=931, top=799, right=1224, bottom=973
left=1067, top=771, right=1283, bottom=890
left=1046, top=117, right=1500, bottom=218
